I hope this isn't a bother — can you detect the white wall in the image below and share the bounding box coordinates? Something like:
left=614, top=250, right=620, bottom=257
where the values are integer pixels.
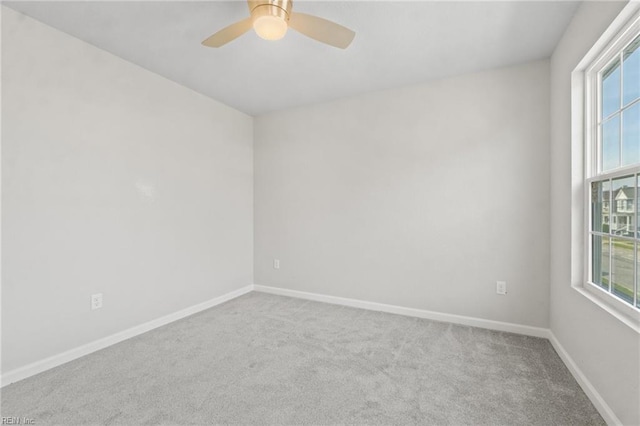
left=550, top=2, right=640, bottom=425
left=254, top=60, right=550, bottom=328
left=1, top=7, right=253, bottom=373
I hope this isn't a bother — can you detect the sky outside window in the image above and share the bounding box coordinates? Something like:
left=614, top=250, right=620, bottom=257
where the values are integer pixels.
left=623, top=35, right=640, bottom=106
left=601, top=35, right=640, bottom=172
left=602, top=59, right=620, bottom=119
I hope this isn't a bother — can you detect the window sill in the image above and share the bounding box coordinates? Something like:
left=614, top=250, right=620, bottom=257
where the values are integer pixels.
left=573, top=283, right=640, bottom=334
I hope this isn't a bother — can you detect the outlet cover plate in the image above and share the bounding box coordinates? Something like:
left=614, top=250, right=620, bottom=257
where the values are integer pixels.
left=91, top=293, right=103, bottom=310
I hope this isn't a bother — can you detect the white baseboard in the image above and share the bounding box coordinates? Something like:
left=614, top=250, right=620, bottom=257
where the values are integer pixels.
left=0, top=284, right=254, bottom=387
left=253, top=284, right=550, bottom=338
left=548, top=332, right=622, bottom=426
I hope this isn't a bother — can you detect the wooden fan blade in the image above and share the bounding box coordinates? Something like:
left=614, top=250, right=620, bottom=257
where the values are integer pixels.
left=288, top=12, right=355, bottom=49
left=202, top=18, right=252, bottom=48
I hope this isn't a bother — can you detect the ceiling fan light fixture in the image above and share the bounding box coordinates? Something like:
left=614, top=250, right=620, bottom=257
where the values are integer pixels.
left=253, top=15, right=287, bottom=40
left=250, top=2, right=290, bottom=41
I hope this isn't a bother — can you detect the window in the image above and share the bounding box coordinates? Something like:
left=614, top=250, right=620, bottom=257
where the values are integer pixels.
left=586, top=17, right=640, bottom=314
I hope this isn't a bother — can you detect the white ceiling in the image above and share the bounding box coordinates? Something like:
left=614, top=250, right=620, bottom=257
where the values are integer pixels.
left=5, top=1, right=580, bottom=116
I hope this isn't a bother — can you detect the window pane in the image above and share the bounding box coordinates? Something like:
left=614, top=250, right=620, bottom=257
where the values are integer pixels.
left=637, top=175, right=640, bottom=238
left=612, top=175, right=635, bottom=236
left=622, top=102, right=640, bottom=166
left=602, top=115, right=621, bottom=171
left=611, top=238, right=634, bottom=304
left=593, top=235, right=610, bottom=290
left=602, top=59, right=621, bottom=118
left=591, top=180, right=611, bottom=232
left=623, top=35, right=640, bottom=106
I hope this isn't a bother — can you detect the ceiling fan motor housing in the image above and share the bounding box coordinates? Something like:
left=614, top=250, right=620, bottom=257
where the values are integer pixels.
left=248, top=0, right=292, bottom=23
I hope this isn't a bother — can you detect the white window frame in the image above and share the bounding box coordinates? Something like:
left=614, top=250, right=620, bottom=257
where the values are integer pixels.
left=573, top=3, right=640, bottom=332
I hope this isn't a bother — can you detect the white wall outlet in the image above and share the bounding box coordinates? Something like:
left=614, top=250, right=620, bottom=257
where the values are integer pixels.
left=273, top=259, right=280, bottom=269
left=91, top=293, right=103, bottom=310
left=496, top=281, right=507, bottom=295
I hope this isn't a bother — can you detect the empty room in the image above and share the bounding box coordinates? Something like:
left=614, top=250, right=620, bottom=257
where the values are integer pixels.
left=1, top=0, right=639, bottom=424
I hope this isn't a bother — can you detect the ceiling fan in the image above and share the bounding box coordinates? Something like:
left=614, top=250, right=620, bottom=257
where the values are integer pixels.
left=201, top=0, right=355, bottom=49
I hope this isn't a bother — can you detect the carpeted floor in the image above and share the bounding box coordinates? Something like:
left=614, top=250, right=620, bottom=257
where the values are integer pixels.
left=2, top=292, right=603, bottom=425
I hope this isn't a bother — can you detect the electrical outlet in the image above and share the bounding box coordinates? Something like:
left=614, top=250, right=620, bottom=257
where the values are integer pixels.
left=273, top=259, right=280, bottom=269
left=91, top=293, right=103, bottom=310
left=496, top=281, right=507, bottom=295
